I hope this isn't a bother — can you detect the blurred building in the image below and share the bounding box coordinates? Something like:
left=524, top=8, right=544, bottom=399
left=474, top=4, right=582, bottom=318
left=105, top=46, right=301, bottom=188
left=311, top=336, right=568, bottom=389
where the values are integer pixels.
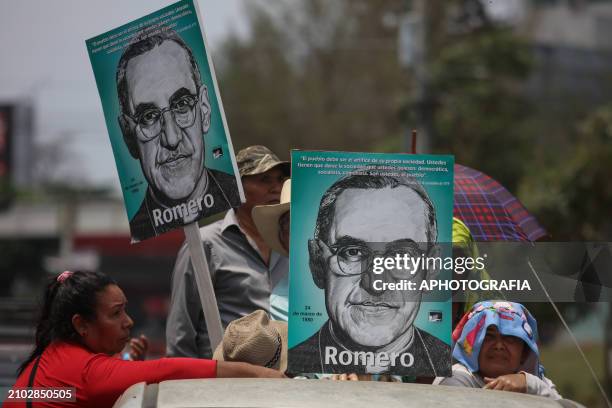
left=526, top=1, right=612, bottom=104
left=0, top=196, right=183, bottom=309
left=0, top=198, right=184, bottom=385
left=0, top=102, right=34, bottom=210
left=531, top=1, right=612, bottom=51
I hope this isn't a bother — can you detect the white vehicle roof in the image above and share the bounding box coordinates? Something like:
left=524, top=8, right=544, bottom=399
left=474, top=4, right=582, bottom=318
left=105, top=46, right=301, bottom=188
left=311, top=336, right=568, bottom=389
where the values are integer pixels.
left=113, top=378, right=583, bottom=408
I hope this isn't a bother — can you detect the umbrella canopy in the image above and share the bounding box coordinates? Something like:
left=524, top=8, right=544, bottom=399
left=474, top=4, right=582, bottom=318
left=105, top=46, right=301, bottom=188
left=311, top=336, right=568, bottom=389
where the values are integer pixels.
left=453, top=164, right=547, bottom=242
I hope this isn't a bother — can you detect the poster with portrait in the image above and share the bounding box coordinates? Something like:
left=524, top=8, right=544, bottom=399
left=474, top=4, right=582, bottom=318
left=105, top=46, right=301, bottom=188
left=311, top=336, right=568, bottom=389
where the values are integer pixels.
left=288, top=150, right=454, bottom=376
left=86, top=0, right=244, bottom=243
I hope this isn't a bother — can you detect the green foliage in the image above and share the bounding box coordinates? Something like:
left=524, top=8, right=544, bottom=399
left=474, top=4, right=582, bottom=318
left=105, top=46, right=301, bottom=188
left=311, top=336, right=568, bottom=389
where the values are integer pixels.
left=540, top=342, right=607, bottom=407
left=215, top=0, right=612, bottom=243
left=520, top=105, right=612, bottom=240
left=427, top=23, right=533, bottom=192
left=217, top=0, right=407, bottom=159
left=563, top=107, right=612, bottom=240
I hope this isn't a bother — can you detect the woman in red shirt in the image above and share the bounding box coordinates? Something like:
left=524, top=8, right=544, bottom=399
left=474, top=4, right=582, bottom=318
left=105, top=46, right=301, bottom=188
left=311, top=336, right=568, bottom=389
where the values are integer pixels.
left=5, top=270, right=283, bottom=408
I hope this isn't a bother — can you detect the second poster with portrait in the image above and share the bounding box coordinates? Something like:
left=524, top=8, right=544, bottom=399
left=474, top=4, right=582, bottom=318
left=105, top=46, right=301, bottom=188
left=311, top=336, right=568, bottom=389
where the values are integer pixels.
left=288, top=150, right=454, bottom=376
left=86, top=0, right=243, bottom=243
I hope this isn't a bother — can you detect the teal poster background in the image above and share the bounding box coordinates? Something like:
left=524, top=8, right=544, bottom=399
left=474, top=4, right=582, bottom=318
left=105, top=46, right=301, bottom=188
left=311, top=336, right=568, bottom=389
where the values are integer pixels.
left=86, top=0, right=241, bottom=221
left=288, top=150, right=455, bottom=349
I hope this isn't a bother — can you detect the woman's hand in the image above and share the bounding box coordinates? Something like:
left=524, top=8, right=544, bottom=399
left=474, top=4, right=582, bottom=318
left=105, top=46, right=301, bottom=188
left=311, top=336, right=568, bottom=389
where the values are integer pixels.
left=483, top=373, right=527, bottom=393
left=329, top=373, right=359, bottom=381
left=328, top=373, right=373, bottom=381
left=128, top=334, right=149, bottom=361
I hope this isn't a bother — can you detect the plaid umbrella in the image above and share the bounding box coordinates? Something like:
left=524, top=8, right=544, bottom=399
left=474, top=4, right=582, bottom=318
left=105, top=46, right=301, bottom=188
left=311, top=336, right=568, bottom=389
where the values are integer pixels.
left=453, top=164, right=547, bottom=242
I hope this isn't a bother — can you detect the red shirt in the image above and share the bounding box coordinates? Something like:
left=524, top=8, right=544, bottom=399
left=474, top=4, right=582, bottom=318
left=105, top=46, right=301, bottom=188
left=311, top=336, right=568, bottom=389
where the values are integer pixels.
left=4, top=341, right=217, bottom=408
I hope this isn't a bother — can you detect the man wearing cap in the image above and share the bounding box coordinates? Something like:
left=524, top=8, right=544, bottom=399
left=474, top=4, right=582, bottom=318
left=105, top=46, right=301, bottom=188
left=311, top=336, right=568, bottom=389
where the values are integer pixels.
left=166, top=145, right=290, bottom=358
left=252, top=179, right=291, bottom=321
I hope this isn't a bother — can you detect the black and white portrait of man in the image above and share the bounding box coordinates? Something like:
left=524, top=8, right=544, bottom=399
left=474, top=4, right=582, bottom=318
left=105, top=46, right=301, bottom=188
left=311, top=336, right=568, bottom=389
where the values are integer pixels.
left=116, top=26, right=241, bottom=242
left=290, top=171, right=451, bottom=376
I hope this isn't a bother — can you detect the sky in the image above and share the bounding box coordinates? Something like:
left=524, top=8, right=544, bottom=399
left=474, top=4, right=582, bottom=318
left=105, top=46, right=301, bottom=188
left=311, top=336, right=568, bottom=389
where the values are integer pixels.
left=0, top=0, right=528, bottom=193
left=0, top=0, right=247, bottom=191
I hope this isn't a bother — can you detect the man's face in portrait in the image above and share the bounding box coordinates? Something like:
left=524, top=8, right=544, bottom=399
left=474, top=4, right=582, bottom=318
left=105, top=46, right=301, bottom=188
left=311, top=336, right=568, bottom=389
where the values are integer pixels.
left=123, top=40, right=209, bottom=202
left=323, top=186, right=431, bottom=348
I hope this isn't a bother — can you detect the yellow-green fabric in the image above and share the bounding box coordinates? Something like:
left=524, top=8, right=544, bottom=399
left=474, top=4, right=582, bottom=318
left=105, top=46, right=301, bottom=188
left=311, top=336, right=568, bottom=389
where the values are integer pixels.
left=451, top=218, right=499, bottom=313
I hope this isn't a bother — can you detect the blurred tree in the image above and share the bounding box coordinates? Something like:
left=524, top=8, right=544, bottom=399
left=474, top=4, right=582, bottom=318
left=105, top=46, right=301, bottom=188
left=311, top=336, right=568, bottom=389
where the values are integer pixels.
left=561, top=106, right=612, bottom=240
left=217, top=0, right=407, bottom=159
left=215, top=0, right=610, bottom=241
left=520, top=105, right=612, bottom=241
left=417, top=0, right=533, bottom=192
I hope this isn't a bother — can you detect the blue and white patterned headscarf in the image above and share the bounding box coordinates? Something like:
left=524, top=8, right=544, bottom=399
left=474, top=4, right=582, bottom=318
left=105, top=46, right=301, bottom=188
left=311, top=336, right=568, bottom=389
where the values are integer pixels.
left=452, top=300, right=543, bottom=378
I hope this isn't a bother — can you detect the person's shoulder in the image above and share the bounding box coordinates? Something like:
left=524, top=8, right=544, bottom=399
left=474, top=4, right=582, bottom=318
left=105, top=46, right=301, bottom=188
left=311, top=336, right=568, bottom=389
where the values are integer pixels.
left=289, top=328, right=323, bottom=373
left=291, top=323, right=324, bottom=357
left=206, top=168, right=242, bottom=208
left=50, top=341, right=91, bottom=356
left=132, top=199, right=148, bottom=218
left=416, top=327, right=451, bottom=353
left=198, top=215, right=227, bottom=239
left=208, top=168, right=239, bottom=189
left=208, top=169, right=238, bottom=195
left=291, top=330, right=320, bottom=353
left=437, top=363, right=481, bottom=388
left=208, top=167, right=236, bottom=180
left=11, top=343, right=91, bottom=390
left=44, top=342, right=92, bottom=371
left=129, top=199, right=154, bottom=242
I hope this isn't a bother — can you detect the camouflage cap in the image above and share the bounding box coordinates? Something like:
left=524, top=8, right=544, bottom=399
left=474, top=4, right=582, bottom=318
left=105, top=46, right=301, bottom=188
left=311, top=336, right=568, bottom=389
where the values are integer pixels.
left=236, top=145, right=289, bottom=177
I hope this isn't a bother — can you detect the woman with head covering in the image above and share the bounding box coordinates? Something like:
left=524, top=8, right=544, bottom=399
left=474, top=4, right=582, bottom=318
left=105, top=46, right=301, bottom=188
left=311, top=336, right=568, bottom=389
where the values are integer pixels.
left=7, top=270, right=284, bottom=408
left=434, top=300, right=561, bottom=399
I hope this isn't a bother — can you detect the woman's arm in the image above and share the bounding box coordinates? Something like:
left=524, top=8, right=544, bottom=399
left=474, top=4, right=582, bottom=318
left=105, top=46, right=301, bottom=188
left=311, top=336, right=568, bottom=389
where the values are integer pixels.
left=523, top=372, right=562, bottom=400
left=435, top=364, right=483, bottom=388
left=216, top=361, right=285, bottom=378
left=482, top=372, right=562, bottom=400
left=83, top=355, right=283, bottom=406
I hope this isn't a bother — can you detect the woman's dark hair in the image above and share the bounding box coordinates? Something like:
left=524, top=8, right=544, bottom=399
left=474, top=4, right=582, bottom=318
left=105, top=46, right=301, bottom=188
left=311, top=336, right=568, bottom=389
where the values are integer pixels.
left=18, top=270, right=116, bottom=375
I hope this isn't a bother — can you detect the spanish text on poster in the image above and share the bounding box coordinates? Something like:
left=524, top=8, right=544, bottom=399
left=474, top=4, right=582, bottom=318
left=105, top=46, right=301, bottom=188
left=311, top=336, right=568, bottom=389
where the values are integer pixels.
left=288, top=150, right=454, bottom=376
left=86, top=0, right=243, bottom=243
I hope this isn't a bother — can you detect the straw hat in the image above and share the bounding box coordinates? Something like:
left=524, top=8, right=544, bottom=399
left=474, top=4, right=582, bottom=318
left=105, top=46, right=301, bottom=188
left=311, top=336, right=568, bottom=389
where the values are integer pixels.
left=213, top=310, right=288, bottom=372
left=252, top=179, right=291, bottom=256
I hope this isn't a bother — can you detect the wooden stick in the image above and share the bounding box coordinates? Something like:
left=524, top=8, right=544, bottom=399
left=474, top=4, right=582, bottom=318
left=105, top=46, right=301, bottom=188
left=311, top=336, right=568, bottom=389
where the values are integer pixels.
left=184, top=222, right=224, bottom=351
